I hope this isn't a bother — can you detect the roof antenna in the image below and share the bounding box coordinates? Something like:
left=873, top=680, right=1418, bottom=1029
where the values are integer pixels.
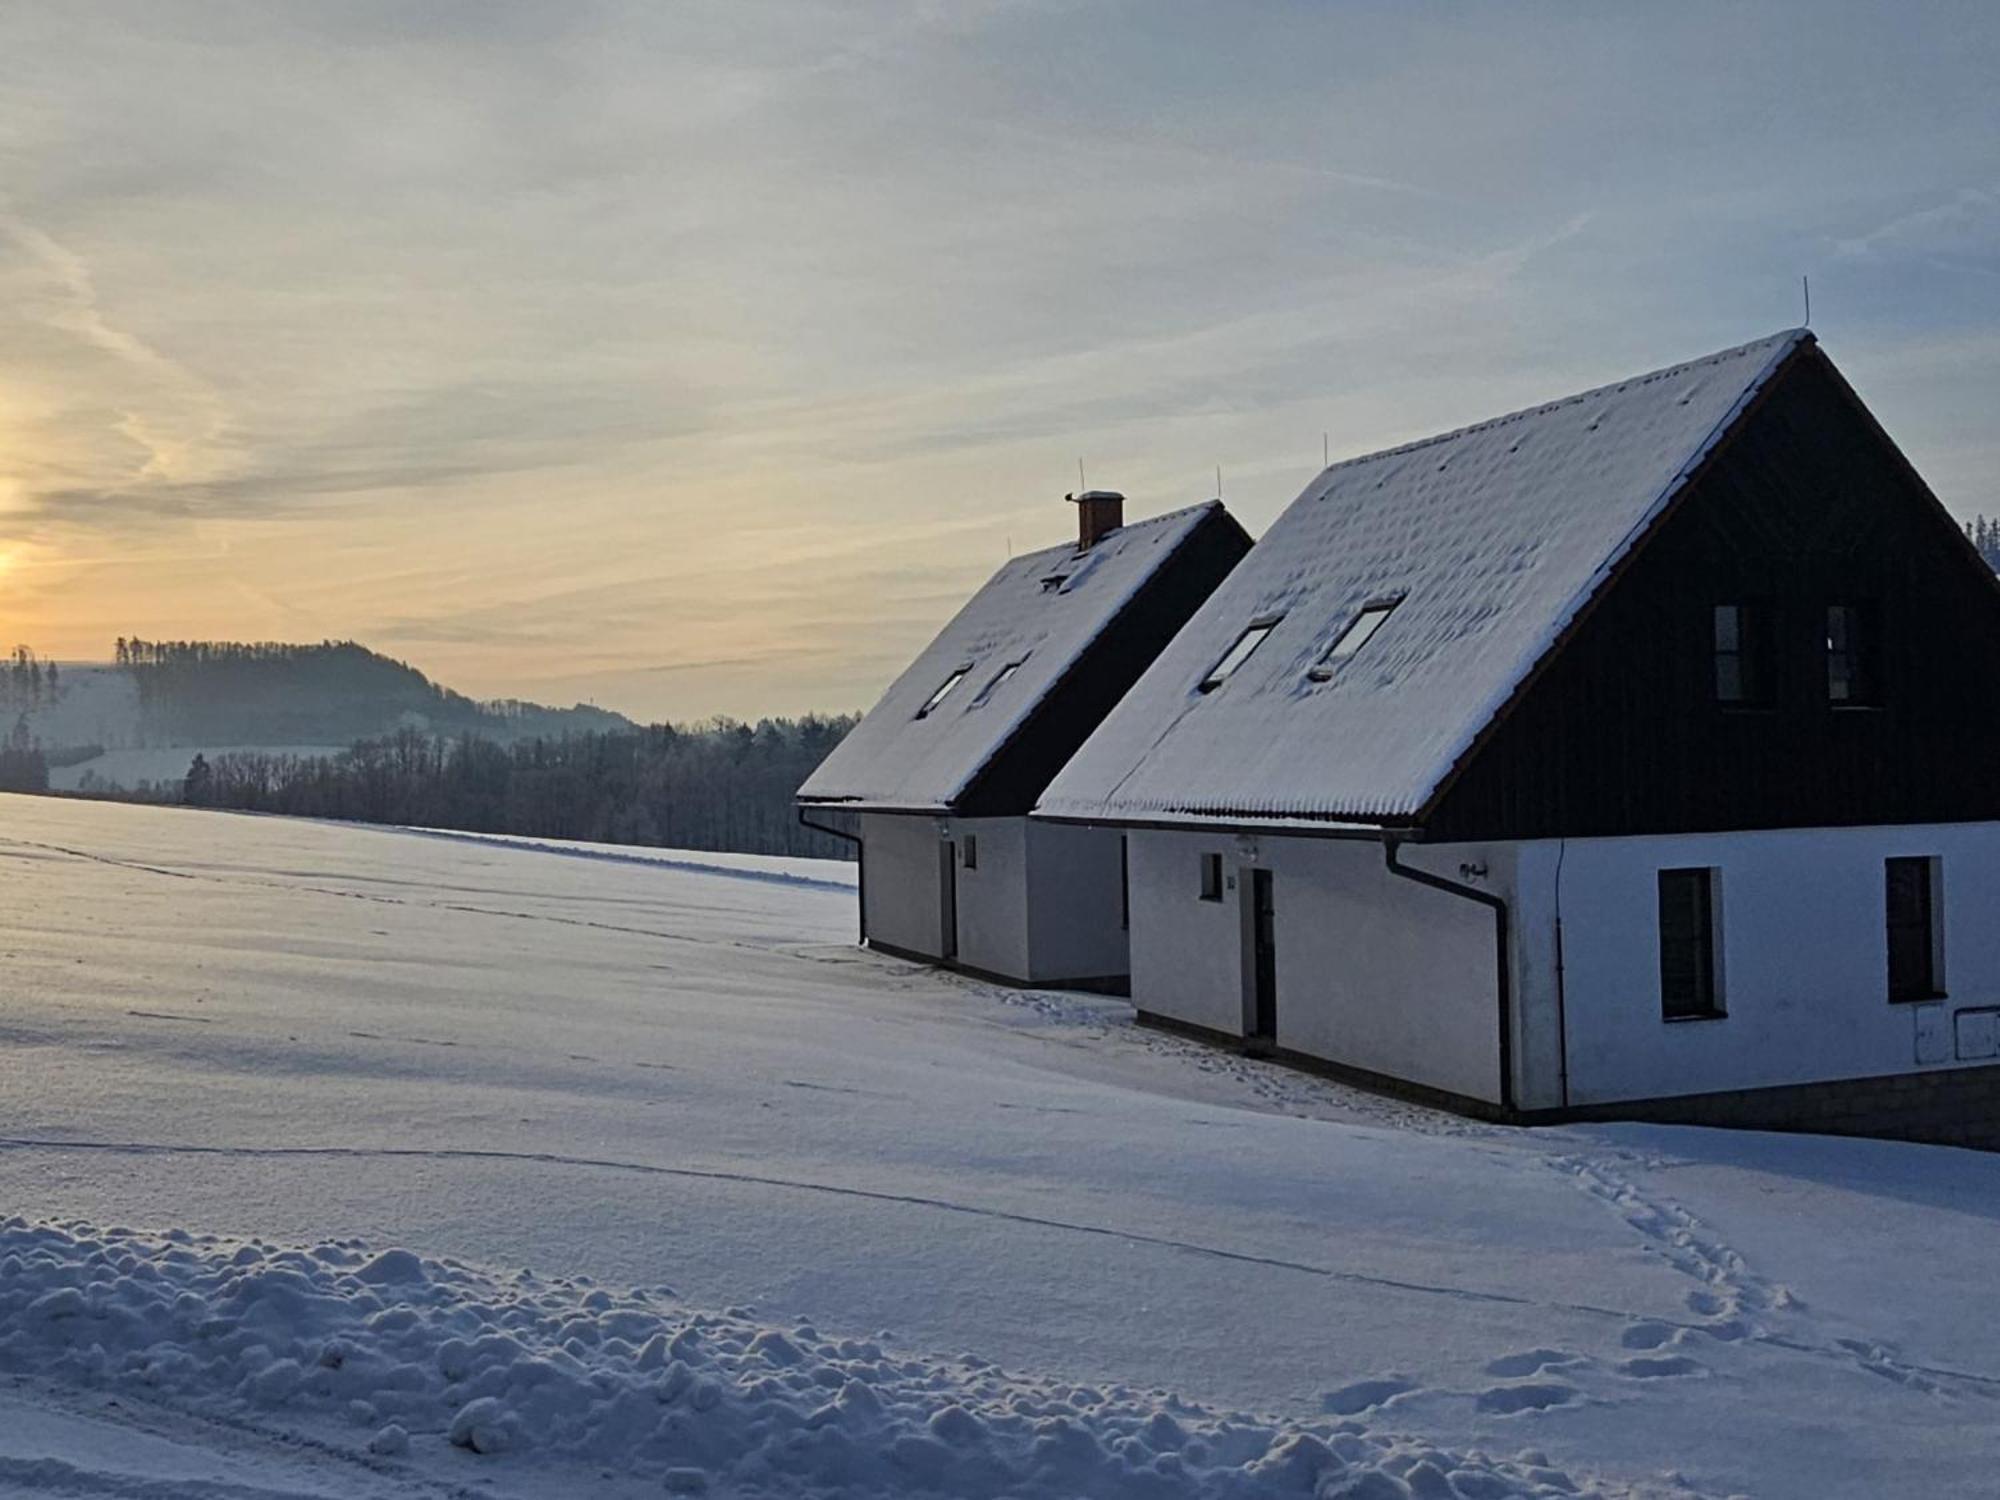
left=1215, top=464, right=1223, bottom=500
left=1077, top=457, right=1086, bottom=492
left=1322, top=431, right=1330, bottom=468
left=1802, top=274, right=1811, bottom=329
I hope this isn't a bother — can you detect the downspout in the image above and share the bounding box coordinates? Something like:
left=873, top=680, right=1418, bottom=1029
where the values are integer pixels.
left=798, top=807, right=866, bottom=944
left=1382, top=835, right=1515, bottom=1115
left=1553, top=838, right=1570, bottom=1109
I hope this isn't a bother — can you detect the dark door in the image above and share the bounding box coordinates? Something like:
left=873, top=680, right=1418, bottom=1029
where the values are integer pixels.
left=1249, top=869, right=1277, bottom=1045
left=939, top=841, right=958, bottom=961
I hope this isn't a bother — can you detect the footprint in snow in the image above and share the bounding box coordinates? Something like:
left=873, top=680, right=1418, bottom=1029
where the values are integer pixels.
left=1474, top=1383, right=1578, bottom=1415
left=1319, top=1377, right=1416, bottom=1415
left=1483, top=1349, right=1583, bottom=1378
left=1619, top=1322, right=1678, bottom=1351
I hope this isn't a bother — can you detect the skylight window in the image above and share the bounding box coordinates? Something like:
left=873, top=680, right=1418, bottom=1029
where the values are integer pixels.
left=969, top=660, right=1024, bottom=708
left=914, top=667, right=969, bottom=718
left=1198, top=617, right=1280, bottom=693
left=1308, top=598, right=1401, bottom=680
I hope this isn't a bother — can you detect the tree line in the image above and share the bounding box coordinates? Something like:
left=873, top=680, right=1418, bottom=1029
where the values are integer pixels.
left=0, top=647, right=58, bottom=713
left=0, top=715, right=46, bottom=794
left=1967, top=515, right=2000, bottom=572
left=177, top=716, right=860, bottom=859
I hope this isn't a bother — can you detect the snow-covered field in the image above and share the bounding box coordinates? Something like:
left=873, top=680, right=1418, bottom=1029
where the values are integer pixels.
left=0, top=794, right=1995, bottom=1498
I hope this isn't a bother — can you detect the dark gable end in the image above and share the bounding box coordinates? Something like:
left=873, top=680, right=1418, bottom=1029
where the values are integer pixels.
left=1422, top=342, right=2000, bottom=840
left=800, top=501, right=1251, bottom=816
left=956, top=506, right=1251, bottom=815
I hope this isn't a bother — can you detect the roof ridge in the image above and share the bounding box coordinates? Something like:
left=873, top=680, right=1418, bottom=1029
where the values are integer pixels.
left=1007, top=499, right=1221, bottom=566
left=1312, top=329, right=1813, bottom=479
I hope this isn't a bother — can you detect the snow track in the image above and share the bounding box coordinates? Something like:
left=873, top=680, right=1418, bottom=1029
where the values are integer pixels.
left=1548, top=1149, right=2000, bottom=1401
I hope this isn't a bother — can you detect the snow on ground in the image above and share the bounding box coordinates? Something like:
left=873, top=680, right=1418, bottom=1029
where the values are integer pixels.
left=392, top=825, right=858, bottom=891
left=0, top=794, right=1995, bottom=1498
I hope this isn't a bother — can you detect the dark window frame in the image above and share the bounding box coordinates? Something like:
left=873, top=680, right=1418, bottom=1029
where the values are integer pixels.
left=1885, top=855, right=1943, bottom=1003
left=1198, top=616, right=1282, bottom=693
left=1713, top=601, right=1775, bottom=709
left=914, top=665, right=971, bottom=719
left=1198, top=852, right=1224, bottom=902
left=1308, top=595, right=1405, bottom=681
left=1825, top=602, right=1882, bottom=709
left=968, top=660, right=1024, bottom=710
left=961, top=834, right=978, bottom=872
left=1658, top=867, right=1724, bottom=1022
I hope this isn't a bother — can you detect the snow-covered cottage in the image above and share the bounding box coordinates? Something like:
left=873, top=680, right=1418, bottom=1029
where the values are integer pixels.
left=800, top=493, right=1250, bottom=989
left=1038, top=330, right=2000, bottom=1144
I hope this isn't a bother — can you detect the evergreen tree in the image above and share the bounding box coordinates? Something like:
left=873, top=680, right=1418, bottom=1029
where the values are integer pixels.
left=183, top=753, right=213, bottom=806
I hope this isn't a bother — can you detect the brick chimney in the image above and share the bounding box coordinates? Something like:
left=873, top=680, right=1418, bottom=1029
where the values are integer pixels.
left=1067, top=490, right=1125, bottom=550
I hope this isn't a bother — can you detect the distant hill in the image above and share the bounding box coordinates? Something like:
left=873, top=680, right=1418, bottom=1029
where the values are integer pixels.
left=4, top=640, right=636, bottom=755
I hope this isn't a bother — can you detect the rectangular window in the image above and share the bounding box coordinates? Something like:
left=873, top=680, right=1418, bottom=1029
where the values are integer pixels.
left=1199, top=617, right=1280, bottom=693
left=961, top=834, right=978, bottom=871
left=1826, top=603, right=1879, bottom=706
left=1308, top=597, right=1403, bottom=680
left=1885, top=856, right=1942, bottom=1002
left=968, top=661, right=1023, bottom=709
left=1198, top=852, right=1223, bottom=901
left=1713, top=603, right=1774, bottom=707
left=1658, top=868, right=1722, bottom=1020
left=915, top=666, right=969, bottom=718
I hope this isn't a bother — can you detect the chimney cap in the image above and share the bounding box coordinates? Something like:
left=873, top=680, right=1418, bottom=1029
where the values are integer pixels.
left=1066, top=489, right=1126, bottom=505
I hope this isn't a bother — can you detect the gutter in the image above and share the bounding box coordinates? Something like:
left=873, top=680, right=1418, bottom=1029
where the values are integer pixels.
left=1033, top=809, right=1404, bottom=841
left=1381, top=835, right=1515, bottom=1114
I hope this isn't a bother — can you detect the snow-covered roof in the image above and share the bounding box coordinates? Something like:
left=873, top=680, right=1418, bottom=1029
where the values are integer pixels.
left=1038, top=330, right=1813, bottom=826
left=798, top=502, right=1229, bottom=813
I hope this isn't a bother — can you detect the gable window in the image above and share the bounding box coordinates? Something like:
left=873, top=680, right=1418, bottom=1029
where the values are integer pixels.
left=1199, top=617, right=1281, bottom=693
left=1199, top=852, right=1224, bottom=902
left=1826, top=603, right=1880, bottom=706
left=1885, top=856, right=1942, bottom=1002
left=962, top=834, right=979, bottom=871
left=969, top=661, right=1023, bottom=709
left=1308, top=598, right=1403, bottom=680
left=1658, top=868, right=1723, bottom=1020
left=915, top=667, right=969, bottom=718
left=1713, top=603, right=1774, bottom=707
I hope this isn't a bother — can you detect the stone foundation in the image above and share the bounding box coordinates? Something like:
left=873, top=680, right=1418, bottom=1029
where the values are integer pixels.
left=1565, top=1063, right=2000, bottom=1150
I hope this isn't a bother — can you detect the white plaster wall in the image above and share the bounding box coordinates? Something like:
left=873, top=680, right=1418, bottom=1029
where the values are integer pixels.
left=1127, top=831, right=1248, bottom=1034
left=862, top=815, right=1128, bottom=985
left=1126, top=830, right=1508, bottom=1103
left=949, top=816, right=1032, bottom=980
left=859, top=813, right=947, bottom=960
left=1513, top=822, right=2000, bottom=1106
left=1022, top=822, right=1129, bottom=983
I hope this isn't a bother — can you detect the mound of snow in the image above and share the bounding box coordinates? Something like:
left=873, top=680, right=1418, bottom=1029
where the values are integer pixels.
left=0, top=1217, right=1645, bottom=1498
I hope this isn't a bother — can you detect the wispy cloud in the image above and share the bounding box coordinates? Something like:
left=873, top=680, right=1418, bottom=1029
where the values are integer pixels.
left=1834, top=187, right=2000, bottom=263
left=0, top=1, right=1995, bottom=720
left=0, top=212, right=239, bottom=490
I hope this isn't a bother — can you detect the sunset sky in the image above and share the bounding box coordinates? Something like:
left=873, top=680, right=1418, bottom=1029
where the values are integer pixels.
left=2, top=2, right=1996, bottom=722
